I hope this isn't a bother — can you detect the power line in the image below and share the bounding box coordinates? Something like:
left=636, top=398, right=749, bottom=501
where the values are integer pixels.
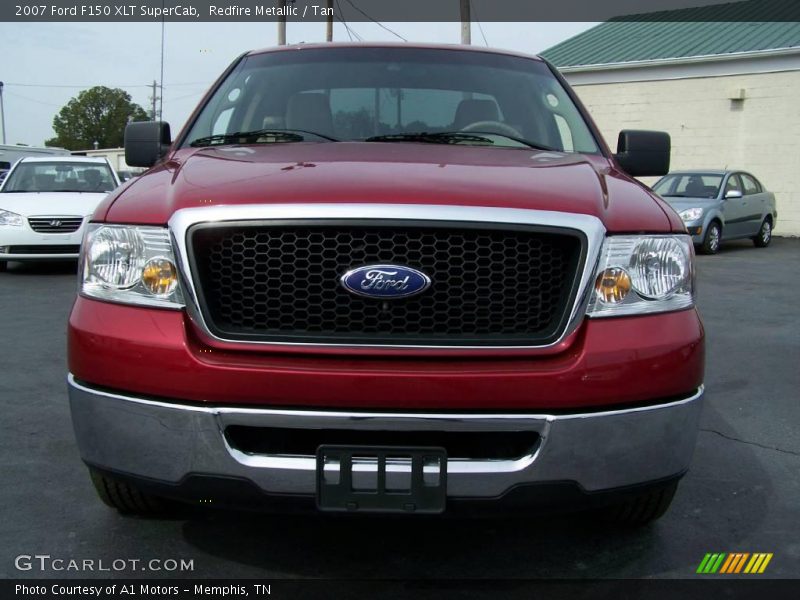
left=343, top=20, right=364, bottom=41
left=343, top=0, right=406, bottom=41
left=335, top=0, right=364, bottom=41
left=334, top=0, right=353, bottom=41
left=4, top=83, right=151, bottom=89
left=4, top=82, right=208, bottom=89
left=162, top=82, right=210, bottom=87
left=471, top=0, right=490, bottom=47
left=164, top=90, right=206, bottom=102
left=3, top=91, right=62, bottom=107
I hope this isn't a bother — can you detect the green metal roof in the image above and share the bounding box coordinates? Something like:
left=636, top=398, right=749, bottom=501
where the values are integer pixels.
left=541, top=1, right=800, bottom=68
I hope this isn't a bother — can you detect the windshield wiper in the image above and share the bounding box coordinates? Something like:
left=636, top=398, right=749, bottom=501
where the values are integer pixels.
left=365, top=132, right=495, bottom=145
left=459, top=131, right=557, bottom=151
left=190, top=128, right=338, bottom=147
left=365, top=130, right=556, bottom=151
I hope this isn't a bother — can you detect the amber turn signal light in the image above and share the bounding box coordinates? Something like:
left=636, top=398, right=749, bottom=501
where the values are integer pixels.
left=142, top=258, right=178, bottom=296
left=594, top=267, right=631, bottom=304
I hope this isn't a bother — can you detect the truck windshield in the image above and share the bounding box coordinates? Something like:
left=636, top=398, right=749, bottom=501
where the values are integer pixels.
left=2, top=162, right=117, bottom=193
left=182, top=46, right=600, bottom=154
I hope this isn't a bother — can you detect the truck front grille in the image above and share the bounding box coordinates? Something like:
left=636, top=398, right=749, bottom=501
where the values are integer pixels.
left=188, top=221, right=585, bottom=347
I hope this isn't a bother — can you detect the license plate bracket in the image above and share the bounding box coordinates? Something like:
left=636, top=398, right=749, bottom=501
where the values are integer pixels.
left=316, top=445, right=447, bottom=514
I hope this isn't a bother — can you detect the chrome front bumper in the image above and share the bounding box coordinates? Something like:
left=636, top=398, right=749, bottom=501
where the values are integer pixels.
left=68, top=375, right=703, bottom=498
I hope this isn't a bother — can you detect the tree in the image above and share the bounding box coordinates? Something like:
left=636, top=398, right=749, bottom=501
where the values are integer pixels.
left=45, top=86, right=149, bottom=150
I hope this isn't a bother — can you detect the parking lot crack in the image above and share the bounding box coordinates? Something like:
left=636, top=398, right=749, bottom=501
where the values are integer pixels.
left=700, top=428, right=800, bottom=457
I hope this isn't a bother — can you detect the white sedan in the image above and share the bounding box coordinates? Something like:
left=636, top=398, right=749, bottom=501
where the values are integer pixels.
left=0, top=157, right=120, bottom=271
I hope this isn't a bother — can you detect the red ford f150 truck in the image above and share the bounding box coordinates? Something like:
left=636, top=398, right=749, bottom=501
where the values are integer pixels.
left=68, top=43, right=704, bottom=525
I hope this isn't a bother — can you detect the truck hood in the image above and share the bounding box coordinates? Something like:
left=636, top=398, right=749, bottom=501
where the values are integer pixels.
left=1, top=191, right=108, bottom=217
left=102, top=142, right=675, bottom=232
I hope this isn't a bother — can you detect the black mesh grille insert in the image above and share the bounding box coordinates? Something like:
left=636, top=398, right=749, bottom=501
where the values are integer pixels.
left=189, top=221, right=584, bottom=346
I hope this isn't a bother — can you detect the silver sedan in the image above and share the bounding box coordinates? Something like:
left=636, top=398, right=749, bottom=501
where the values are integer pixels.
left=653, top=170, right=777, bottom=254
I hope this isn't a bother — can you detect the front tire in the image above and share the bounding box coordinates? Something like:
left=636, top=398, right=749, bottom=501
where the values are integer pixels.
left=597, top=480, right=678, bottom=527
left=89, top=469, right=169, bottom=516
left=700, top=221, right=722, bottom=255
left=0, top=261, right=6, bottom=272
left=753, top=218, right=772, bottom=248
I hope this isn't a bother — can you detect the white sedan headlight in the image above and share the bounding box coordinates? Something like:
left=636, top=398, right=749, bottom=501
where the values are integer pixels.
left=0, top=209, right=23, bottom=227
left=80, top=224, right=184, bottom=308
left=587, top=235, right=695, bottom=317
left=678, top=207, right=704, bottom=222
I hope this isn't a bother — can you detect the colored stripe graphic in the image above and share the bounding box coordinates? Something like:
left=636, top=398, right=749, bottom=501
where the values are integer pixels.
left=744, top=553, right=774, bottom=574
left=734, top=553, right=750, bottom=573
left=699, top=552, right=773, bottom=574
left=710, top=553, right=726, bottom=573
left=697, top=553, right=727, bottom=573
left=719, top=554, right=736, bottom=573
left=696, top=553, right=714, bottom=573
left=720, top=553, right=749, bottom=573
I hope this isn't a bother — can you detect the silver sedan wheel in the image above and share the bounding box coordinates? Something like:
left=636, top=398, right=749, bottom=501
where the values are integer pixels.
left=760, top=220, right=771, bottom=245
left=754, top=219, right=772, bottom=248
left=708, top=225, right=720, bottom=252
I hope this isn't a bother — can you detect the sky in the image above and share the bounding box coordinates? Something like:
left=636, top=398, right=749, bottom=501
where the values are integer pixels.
left=0, top=21, right=596, bottom=147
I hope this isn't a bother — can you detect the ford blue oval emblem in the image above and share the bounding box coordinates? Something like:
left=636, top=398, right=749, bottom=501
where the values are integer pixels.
left=340, top=264, right=431, bottom=299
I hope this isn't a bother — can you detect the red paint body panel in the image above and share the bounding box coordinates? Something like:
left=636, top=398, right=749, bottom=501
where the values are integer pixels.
left=99, top=144, right=674, bottom=234
left=68, top=298, right=703, bottom=410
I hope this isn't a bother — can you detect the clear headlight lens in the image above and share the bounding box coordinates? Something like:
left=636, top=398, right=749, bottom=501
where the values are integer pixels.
left=587, top=235, right=694, bottom=317
left=80, top=224, right=184, bottom=308
left=679, top=207, right=703, bottom=222
left=0, top=209, right=23, bottom=227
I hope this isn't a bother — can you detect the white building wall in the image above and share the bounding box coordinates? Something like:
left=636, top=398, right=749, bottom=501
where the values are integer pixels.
left=71, top=148, right=132, bottom=172
left=568, top=70, right=800, bottom=236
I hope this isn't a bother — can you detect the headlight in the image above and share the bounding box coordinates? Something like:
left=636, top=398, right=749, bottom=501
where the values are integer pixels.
left=0, top=209, right=23, bottom=227
left=679, top=208, right=703, bottom=222
left=80, top=224, right=184, bottom=308
left=587, top=235, right=694, bottom=317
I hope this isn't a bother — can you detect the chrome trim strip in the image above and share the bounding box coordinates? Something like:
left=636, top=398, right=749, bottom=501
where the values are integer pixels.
left=223, top=442, right=540, bottom=474
left=167, top=204, right=606, bottom=350
left=68, top=375, right=702, bottom=423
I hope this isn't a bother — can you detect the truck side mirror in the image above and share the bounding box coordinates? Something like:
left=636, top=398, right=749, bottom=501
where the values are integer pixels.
left=124, top=121, right=172, bottom=168
left=614, top=130, right=671, bottom=177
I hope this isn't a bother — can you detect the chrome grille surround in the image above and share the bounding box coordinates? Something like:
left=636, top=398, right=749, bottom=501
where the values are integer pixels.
left=169, top=204, right=606, bottom=350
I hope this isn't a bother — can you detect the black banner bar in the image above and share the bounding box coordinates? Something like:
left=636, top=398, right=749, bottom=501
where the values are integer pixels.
left=3, top=0, right=800, bottom=23
left=3, top=579, right=800, bottom=600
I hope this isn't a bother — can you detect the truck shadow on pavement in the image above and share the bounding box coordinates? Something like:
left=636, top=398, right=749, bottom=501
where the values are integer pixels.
left=1, top=261, right=78, bottom=276
left=178, top=401, right=772, bottom=579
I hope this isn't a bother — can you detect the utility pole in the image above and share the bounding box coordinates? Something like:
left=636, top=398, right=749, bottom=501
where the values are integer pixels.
left=150, top=80, right=160, bottom=121
left=277, top=0, right=286, bottom=45
left=460, top=0, right=471, bottom=45
left=0, top=81, right=6, bottom=144
left=326, top=0, right=333, bottom=42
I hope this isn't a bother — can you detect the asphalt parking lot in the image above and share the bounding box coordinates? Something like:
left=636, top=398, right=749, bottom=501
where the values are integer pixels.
left=1, top=238, right=798, bottom=580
